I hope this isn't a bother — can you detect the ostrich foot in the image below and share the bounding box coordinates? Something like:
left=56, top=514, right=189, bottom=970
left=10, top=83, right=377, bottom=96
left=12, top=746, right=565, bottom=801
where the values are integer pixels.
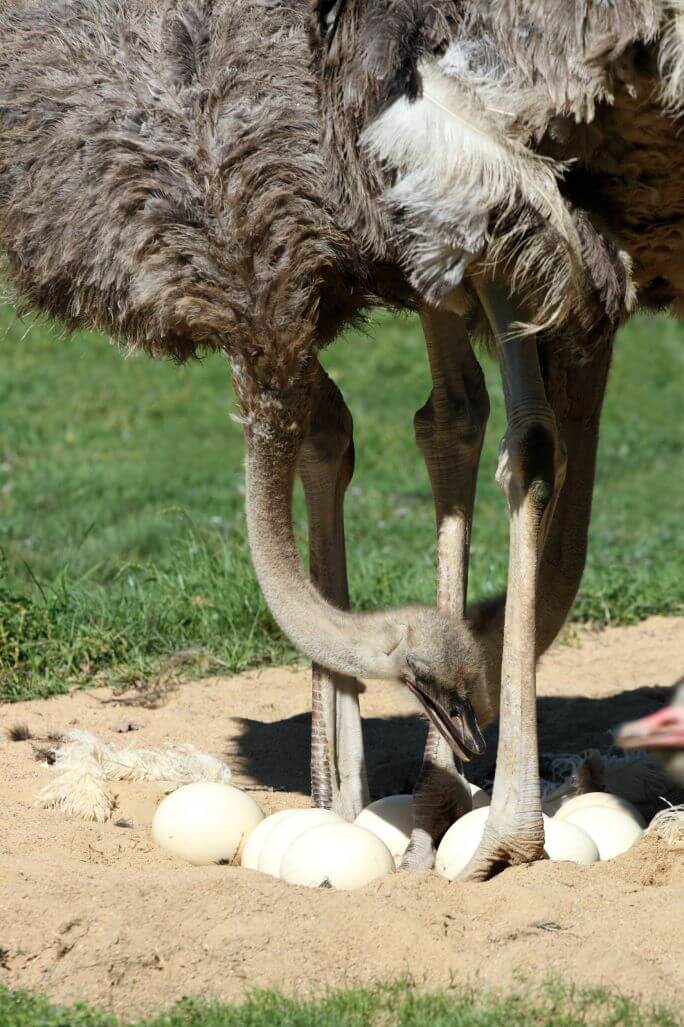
left=456, top=814, right=546, bottom=881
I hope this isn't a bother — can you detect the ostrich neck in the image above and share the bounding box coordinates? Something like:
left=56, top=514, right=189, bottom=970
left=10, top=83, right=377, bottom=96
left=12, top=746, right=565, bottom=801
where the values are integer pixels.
left=244, top=428, right=404, bottom=681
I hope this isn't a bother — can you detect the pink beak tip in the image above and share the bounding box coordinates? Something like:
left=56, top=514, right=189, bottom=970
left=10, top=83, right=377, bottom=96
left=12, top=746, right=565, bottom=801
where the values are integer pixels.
left=618, top=705, right=684, bottom=750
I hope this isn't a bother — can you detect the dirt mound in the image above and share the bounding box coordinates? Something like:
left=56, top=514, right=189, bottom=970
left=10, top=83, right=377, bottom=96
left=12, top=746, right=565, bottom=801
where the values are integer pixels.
left=1, top=617, right=683, bottom=1016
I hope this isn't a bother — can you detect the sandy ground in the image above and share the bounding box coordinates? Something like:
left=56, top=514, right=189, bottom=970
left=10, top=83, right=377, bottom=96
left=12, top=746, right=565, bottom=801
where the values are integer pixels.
left=1, top=616, right=683, bottom=1016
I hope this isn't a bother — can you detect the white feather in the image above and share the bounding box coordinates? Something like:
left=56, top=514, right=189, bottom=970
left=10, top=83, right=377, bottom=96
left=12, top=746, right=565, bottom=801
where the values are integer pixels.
left=37, top=730, right=233, bottom=822
left=647, top=803, right=684, bottom=848
left=659, top=1, right=684, bottom=108
left=37, top=748, right=114, bottom=824
left=362, top=60, right=579, bottom=261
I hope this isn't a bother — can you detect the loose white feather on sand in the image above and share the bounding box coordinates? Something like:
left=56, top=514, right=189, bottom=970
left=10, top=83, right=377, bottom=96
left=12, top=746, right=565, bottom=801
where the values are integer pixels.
left=647, top=804, right=684, bottom=849
left=37, top=730, right=232, bottom=823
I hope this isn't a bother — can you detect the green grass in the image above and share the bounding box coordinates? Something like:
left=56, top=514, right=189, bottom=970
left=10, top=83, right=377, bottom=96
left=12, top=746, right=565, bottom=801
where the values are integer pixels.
left=0, top=982, right=680, bottom=1027
left=1, top=306, right=683, bottom=702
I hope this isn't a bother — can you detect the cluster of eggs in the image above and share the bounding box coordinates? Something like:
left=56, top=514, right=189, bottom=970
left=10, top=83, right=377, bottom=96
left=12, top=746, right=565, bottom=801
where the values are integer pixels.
left=151, top=780, right=645, bottom=890
left=152, top=783, right=401, bottom=889
left=241, top=808, right=395, bottom=888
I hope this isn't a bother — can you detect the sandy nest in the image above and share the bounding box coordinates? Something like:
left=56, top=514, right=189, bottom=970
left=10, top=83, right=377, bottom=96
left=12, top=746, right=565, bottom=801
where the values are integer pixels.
left=1, top=616, right=683, bottom=1016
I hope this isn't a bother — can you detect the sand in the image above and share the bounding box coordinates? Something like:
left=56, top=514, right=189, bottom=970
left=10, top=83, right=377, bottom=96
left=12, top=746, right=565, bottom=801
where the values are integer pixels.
left=1, top=616, right=683, bottom=1015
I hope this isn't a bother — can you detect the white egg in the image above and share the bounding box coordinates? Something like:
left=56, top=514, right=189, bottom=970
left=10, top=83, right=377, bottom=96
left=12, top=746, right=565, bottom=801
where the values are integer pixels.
left=258, top=808, right=343, bottom=878
left=152, top=782, right=263, bottom=866
left=553, top=792, right=647, bottom=828
left=280, top=822, right=395, bottom=890
left=561, top=805, right=643, bottom=860
left=468, top=782, right=491, bottom=810
left=240, top=810, right=294, bottom=870
left=355, top=795, right=413, bottom=866
left=542, top=815, right=599, bottom=865
left=436, top=806, right=490, bottom=881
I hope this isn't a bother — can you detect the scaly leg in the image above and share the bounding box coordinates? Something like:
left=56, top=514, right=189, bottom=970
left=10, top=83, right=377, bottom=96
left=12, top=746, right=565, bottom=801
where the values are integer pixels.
left=402, top=308, right=490, bottom=870
left=459, top=285, right=566, bottom=880
left=298, top=363, right=369, bottom=820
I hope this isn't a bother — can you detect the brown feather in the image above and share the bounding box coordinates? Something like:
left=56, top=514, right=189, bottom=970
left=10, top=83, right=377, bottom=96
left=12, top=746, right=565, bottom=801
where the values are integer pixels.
left=0, top=0, right=391, bottom=394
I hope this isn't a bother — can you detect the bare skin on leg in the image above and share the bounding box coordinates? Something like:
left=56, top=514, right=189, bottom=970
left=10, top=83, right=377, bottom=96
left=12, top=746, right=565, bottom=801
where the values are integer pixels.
left=459, top=285, right=567, bottom=880
left=471, top=334, right=613, bottom=674
left=403, top=309, right=613, bottom=874
left=461, top=322, right=614, bottom=879
left=299, top=364, right=369, bottom=820
left=403, top=309, right=490, bottom=870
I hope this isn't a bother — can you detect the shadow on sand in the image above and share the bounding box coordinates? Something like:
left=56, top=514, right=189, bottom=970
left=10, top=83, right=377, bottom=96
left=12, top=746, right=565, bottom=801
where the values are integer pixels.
left=229, top=682, right=682, bottom=802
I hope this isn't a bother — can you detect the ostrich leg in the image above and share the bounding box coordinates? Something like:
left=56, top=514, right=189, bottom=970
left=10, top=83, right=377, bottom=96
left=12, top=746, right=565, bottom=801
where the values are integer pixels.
left=459, top=284, right=567, bottom=880
left=298, top=364, right=369, bottom=820
left=402, top=308, right=489, bottom=870
left=472, top=331, right=614, bottom=674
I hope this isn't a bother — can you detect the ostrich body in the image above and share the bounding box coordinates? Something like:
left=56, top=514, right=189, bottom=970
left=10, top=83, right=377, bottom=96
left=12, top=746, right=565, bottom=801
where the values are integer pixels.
left=311, top=0, right=684, bottom=874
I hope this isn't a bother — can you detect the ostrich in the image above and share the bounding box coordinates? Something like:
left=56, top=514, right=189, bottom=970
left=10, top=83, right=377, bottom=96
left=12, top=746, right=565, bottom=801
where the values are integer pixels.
left=0, top=0, right=489, bottom=834
left=0, top=0, right=678, bottom=882
left=0, top=0, right=612, bottom=876
left=309, top=0, right=684, bottom=875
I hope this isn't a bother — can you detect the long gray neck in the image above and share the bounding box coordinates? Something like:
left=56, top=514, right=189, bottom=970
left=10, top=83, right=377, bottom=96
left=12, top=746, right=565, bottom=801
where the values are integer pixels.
left=244, top=427, right=405, bottom=681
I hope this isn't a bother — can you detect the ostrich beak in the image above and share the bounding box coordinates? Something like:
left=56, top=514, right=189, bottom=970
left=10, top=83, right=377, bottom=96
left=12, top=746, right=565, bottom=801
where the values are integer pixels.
left=404, top=661, right=486, bottom=761
left=617, top=705, right=684, bottom=752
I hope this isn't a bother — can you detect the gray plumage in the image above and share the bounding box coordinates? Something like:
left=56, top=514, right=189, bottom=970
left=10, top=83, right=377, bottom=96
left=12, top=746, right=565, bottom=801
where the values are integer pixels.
left=0, top=0, right=394, bottom=400
left=3, top=0, right=683, bottom=373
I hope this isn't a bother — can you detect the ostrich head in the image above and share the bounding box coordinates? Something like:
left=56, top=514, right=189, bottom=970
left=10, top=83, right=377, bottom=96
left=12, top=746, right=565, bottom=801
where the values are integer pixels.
left=0, top=0, right=486, bottom=753
left=617, top=684, right=684, bottom=788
